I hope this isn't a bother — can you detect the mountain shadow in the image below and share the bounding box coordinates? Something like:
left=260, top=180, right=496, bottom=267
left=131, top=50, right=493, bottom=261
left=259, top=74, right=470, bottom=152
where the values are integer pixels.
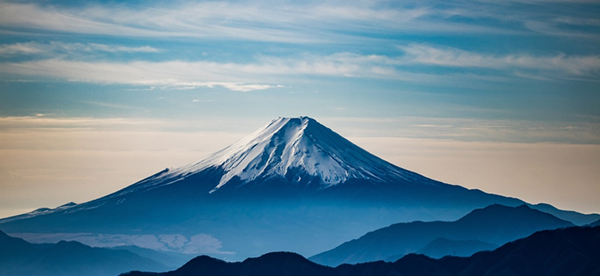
left=122, top=226, right=600, bottom=276
left=310, top=204, right=574, bottom=266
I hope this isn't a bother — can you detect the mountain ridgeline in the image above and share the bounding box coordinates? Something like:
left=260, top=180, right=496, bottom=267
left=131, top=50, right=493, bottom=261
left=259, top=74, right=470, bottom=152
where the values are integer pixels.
left=122, top=226, right=600, bottom=276
left=0, top=117, right=597, bottom=260
left=309, top=204, right=574, bottom=266
left=0, top=229, right=170, bottom=276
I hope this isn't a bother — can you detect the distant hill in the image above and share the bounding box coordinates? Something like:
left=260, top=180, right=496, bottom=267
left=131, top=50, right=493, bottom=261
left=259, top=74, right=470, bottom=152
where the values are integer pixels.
left=384, top=237, right=497, bottom=261
left=589, top=218, right=600, bottom=227
left=310, top=204, right=574, bottom=266
left=0, top=229, right=168, bottom=276
left=122, top=226, right=600, bottom=276
left=527, top=203, right=600, bottom=226
left=416, top=238, right=496, bottom=259
left=125, top=252, right=333, bottom=276
left=393, top=226, right=600, bottom=276
left=109, top=245, right=196, bottom=269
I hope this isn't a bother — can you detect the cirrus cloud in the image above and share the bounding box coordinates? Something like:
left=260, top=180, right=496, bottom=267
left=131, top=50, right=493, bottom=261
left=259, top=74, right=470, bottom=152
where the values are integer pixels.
left=0, top=41, right=160, bottom=57
left=1, top=45, right=598, bottom=91
left=398, top=44, right=600, bottom=77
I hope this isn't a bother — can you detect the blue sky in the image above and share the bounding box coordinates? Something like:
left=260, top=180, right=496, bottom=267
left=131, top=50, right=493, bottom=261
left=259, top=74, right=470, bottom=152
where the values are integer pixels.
left=0, top=0, right=599, bottom=217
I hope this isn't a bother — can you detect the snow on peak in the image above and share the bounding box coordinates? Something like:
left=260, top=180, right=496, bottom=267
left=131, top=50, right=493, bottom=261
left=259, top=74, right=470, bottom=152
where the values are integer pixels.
left=163, top=116, right=416, bottom=193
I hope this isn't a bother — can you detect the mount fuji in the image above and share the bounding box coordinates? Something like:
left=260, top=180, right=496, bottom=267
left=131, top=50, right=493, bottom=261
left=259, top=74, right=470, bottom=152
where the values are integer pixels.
left=105, top=116, right=434, bottom=198
left=0, top=117, right=596, bottom=259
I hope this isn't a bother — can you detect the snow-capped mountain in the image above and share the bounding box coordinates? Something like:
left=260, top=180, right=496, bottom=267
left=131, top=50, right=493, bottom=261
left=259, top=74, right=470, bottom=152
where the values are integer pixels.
left=192, top=116, right=420, bottom=191
left=1, top=117, right=596, bottom=260
left=111, top=117, right=436, bottom=199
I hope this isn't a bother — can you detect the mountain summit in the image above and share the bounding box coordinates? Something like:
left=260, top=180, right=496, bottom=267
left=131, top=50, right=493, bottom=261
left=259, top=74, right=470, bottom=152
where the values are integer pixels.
left=1, top=117, right=596, bottom=259
left=191, top=116, right=419, bottom=192
left=115, top=117, right=433, bottom=198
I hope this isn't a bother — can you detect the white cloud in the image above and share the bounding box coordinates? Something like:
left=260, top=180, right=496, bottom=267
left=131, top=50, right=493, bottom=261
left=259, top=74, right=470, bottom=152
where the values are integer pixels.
left=181, top=234, right=233, bottom=255
left=0, top=56, right=396, bottom=90
left=0, top=42, right=44, bottom=56
left=10, top=232, right=233, bottom=254
left=0, top=50, right=409, bottom=85
left=399, top=44, right=600, bottom=77
left=0, top=115, right=174, bottom=133
left=1, top=46, right=599, bottom=88
left=0, top=0, right=596, bottom=44
left=174, top=82, right=276, bottom=92
left=524, top=20, right=600, bottom=39
left=0, top=2, right=162, bottom=37
left=553, top=17, right=600, bottom=27
left=0, top=41, right=159, bottom=57
left=0, top=59, right=279, bottom=92
left=433, top=0, right=600, bottom=39
left=327, top=116, right=600, bottom=144
left=53, top=42, right=160, bottom=53
left=0, top=115, right=262, bottom=135
left=0, top=1, right=511, bottom=43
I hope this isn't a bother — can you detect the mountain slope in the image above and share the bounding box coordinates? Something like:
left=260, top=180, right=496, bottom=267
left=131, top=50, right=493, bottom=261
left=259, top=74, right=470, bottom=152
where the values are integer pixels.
left=310, top=204, right=574, bottom=266
left=98, top=116, right=435, bottom=199
left=121, top=226, right=600, bottom=276
left=429, top=226, right=600, bottom=276
left=125, top=252, right=334, bottom=276
left=0, top=229, right=168, bottom=276
left=415, top=238, right=497, bottom=259
left=109, top=245, right=195, bottom=269
left=0, top=117, right=589, bottom=260
left=527, top=203, right=600, bottom=226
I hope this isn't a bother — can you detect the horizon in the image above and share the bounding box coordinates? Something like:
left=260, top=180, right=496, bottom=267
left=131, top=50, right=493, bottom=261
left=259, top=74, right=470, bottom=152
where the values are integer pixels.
left=1, top=0, right=600, bottom=218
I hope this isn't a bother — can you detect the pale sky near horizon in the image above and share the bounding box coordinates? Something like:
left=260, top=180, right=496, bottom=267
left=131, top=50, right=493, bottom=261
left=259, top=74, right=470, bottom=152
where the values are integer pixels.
left=1, top=0, right=599, bottom=218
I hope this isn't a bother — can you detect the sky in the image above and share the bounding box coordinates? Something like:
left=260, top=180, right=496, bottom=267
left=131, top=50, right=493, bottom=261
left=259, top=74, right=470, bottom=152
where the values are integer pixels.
left=0, top=0, right=599, bottom=218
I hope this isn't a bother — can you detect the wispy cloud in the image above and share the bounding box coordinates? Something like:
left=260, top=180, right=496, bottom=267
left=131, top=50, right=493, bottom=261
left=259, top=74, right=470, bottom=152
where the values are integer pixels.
left=328, top=116, right=600, bottom=144
left=0, top=1, right=514, bottom=43
left=399, top=44, right=600, bottom=77
left=173, top=82, right=275, bottom=92
left=10, top=232, right=232, bottom=254
left=0, top=59, right=282, bottom=92
left=524, top=20, right=600, bottom=39
left=0, top=42, right=159, bottom=57
left=0, top=115, right=162, bottom=131
left=435, top=0, right=600, bottom=39
left=75, top=100, right=145, bottom=110
left=0, top=42, right=44, bottom=56
left=2, top=114, right=599, bottom=145
left=0, top=1, right=597, bottom=45
left=0, top=115, right=263, bottom=135
left=0, top=2, right=162, bottom=37
left=1, top=45, right=598, bottom=89
left=0, top=53, right=442, bottom=90
left=53, top=42, right=160, bottom=53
